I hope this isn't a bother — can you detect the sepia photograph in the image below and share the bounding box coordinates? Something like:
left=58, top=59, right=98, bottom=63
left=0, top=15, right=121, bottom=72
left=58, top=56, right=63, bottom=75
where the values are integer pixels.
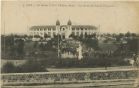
left=1, top=1, right=139, bottom=88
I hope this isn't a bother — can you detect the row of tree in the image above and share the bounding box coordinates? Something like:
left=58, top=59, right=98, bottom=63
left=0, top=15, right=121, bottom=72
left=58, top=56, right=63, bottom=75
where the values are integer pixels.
left=1, top=35, right=25, bottom=59
left=1, top=32, right=138, bottom=60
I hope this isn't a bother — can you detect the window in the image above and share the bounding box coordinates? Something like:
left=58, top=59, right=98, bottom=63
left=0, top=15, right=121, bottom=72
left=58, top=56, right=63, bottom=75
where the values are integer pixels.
left=53, top=28, right=56, bottom=31
left=72, top=28, right=75, bottom=30
left=72, top=32, right=75, bottom=35
left=85, top=32, right=87, bottom=35
left=48, top=28, right=51, bottom=31
left=44, top=28, right=47, bottom=31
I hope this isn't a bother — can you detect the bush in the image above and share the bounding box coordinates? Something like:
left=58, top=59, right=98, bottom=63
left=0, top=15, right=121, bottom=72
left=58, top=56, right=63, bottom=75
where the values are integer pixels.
left=1, top=60, right=48, bottom=73
left=20, top=59, right=47, bottom=72
left=1, top=62, right=16, bottom=73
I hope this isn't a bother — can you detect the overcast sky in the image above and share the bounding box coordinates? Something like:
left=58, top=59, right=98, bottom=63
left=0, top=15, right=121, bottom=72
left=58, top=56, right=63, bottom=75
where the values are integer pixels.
left=2, top=1, right=139, bottom=34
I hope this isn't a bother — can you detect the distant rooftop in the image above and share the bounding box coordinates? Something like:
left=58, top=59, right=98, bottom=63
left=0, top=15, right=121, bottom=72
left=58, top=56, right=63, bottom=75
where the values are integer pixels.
left=30, top=25, right=97, bottom=29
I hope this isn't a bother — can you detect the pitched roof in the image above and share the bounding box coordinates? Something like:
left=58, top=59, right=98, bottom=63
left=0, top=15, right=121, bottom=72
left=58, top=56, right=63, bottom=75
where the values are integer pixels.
left=30, top=25, right=97, bottom=30
left=30, top=25, right=56, bottom=29
left=72, top=25, right=97, bottom=29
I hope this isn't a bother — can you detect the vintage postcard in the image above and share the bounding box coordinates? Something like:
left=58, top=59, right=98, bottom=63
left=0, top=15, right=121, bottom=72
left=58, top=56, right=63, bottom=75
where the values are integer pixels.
left=1, top=1, right=139, bottom=88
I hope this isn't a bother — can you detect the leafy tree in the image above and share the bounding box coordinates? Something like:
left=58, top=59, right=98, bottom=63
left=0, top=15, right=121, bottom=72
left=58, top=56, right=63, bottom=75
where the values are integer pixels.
left=56, top=58, right=78, bottom=67
left=44, top=33, right=49, bottom=38
left=33, top=41, right=38, bottom=48
left=91, top=33, right=97, bottom=38
left=127, top=38, right=138, bottom=54
left=1, top=35, right=15, bottom=59
left=119, top=33, right=124, bottom=38
left=131, top=33, right=137, bottom=37
left=79, top=33, right=84, bottom=39
left=39, top=43, right=44, bottom=51
left=83, top=38, right=99, bottom=50
left=34, top=35, right=40, bottom=38
left=125, top=32, right=131, bottom=37
left=69, top=34, right=79, bottom=40
left=15, top=39, right=25, bottom=58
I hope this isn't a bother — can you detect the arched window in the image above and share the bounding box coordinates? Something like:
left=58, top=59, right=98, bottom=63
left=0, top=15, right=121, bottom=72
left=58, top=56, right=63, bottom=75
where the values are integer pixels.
left=63, top=28, right=65, bottom=31
left=72, top=28, right=75, bottom=31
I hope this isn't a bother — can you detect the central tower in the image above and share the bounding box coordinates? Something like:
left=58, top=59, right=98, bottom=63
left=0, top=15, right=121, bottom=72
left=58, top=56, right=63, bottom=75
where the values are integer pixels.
left=56, top=20, right=60, bottom=37
left=65, top=19, right=72, bottom=39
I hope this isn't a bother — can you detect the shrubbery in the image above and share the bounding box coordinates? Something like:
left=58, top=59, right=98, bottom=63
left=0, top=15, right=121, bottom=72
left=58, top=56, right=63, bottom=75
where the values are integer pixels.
left=1, top=33, right=139, bottom=69
left=55, top=56, right=130, bottom=68
left=1, top=60, right=48, bottom=73
left=1, top=62, right=16, bottom=73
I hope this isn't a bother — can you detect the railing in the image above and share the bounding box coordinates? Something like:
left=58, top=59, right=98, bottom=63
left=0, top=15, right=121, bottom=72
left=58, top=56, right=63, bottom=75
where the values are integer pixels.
left=1, top=68, right=139, bottom=86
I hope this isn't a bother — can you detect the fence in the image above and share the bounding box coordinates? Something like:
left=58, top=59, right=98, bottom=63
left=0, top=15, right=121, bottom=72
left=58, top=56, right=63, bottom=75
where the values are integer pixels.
left=1, top=69, right=139, bottom=86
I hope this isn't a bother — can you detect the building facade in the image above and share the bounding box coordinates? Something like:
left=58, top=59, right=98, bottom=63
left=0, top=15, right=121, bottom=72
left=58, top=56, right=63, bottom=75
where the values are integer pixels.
left=29, top=20, right=97, bottom=39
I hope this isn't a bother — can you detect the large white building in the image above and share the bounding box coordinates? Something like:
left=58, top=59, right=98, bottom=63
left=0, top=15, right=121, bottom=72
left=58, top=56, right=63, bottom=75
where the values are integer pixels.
left=29, top=20, right=98, bottom=39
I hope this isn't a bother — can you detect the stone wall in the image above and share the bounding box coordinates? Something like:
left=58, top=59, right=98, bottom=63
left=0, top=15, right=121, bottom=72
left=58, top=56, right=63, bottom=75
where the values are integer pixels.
left=1, top=69, right=138, bottom=86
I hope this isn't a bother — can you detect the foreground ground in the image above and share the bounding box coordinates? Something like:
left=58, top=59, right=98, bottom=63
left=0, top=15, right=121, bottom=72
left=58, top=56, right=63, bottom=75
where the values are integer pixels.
left=2, top=79, right=139, bottom=88
left=2, top=66, right=139, bottom=88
